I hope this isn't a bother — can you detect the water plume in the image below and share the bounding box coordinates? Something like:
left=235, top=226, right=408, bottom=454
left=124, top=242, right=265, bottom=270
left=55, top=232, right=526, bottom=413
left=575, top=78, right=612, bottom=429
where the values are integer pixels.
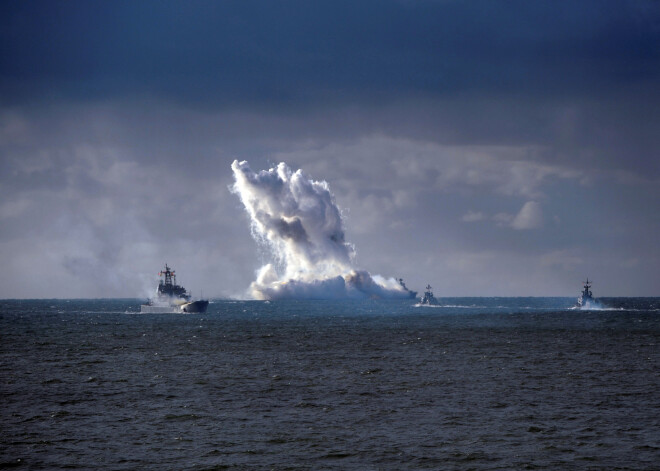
left=231, top=160, right=415, bottom=300
left=578, top=299, right=606, bottom=310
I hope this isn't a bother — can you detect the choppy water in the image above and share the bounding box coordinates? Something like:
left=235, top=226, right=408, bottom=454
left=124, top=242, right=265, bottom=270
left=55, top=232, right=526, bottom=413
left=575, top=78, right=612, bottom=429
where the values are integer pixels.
left=1, top=298, right=659, bottom=470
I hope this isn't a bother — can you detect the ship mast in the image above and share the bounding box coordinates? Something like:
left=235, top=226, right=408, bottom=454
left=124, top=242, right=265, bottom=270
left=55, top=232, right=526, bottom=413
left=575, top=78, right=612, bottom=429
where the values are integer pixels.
left=159, top=264, right=176, bottom=287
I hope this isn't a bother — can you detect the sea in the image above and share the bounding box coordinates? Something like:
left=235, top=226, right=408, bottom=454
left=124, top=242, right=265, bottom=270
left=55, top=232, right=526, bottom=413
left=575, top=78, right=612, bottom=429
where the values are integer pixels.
left=1, top=297, right=659, bottom=470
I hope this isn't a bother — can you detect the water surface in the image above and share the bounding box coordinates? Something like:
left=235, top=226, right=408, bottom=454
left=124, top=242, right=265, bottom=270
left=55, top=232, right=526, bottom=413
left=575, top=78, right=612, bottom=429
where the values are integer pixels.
left=1, top=298, right=659, bottom=470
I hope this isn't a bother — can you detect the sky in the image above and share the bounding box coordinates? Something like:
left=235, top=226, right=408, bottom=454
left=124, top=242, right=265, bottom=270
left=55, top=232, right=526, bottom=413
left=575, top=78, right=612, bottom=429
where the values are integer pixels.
left=1, top=0, right=659, bottom=298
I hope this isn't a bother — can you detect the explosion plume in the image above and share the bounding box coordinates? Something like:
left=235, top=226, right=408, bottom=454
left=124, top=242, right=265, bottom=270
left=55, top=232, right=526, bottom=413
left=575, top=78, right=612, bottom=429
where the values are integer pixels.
left=231, top=160, right=415, bottom=300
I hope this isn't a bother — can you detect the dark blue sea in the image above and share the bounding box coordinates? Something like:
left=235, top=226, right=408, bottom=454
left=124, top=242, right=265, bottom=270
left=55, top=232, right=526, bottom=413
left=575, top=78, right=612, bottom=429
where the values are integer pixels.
left=1, top=298, right=659, bottom=470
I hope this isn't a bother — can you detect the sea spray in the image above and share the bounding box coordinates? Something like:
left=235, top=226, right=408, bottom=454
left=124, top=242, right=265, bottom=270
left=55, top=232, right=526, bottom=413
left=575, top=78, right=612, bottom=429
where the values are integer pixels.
left=231, top=160, right=415, bottom=300
left=579, top=299, right=606, bottom=310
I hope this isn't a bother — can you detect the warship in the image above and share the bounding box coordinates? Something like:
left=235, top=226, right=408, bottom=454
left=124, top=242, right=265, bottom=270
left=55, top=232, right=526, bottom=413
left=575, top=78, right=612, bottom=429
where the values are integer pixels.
left=577, top=278, right=595, bottom=307
left=140, top=264, right=209, bottom=313
left=419, top=284, right=439, bottom=305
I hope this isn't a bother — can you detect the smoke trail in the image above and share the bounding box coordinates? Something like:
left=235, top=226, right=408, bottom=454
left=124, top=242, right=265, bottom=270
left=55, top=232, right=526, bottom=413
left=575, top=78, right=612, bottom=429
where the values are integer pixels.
left=231, top=160, right=416, bottom=300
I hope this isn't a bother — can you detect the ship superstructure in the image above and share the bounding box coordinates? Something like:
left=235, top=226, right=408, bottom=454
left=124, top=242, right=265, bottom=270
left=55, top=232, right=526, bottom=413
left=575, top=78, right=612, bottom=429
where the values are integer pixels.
left=420, top=284, right=439, bottom=305
left=577, top=278, right=594, bottom=307
left=141, top=264, right=209, bottom=313
left=156, top=264, right=189, bottom=300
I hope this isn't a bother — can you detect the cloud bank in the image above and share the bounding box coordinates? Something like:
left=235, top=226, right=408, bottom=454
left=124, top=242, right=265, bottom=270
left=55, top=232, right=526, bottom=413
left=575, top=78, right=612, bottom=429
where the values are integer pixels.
left=0, top=1, right=658, bottom=297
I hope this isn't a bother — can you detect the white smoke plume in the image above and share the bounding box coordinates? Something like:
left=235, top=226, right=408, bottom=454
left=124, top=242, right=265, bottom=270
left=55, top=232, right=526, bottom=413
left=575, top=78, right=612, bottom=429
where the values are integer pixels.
left=231, top=160, right=416, bottom=300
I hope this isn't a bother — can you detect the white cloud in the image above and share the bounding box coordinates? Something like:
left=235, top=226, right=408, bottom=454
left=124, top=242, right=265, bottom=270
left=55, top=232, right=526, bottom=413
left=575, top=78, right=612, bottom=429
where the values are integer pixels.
left=270, top=136, right=583, bottom=198
left=512, top=201, right=544, bottom=230
left=488, top=202, right=544, bottom=230
left=461, top=210, right=485, bottom=223
left=0, top=101, right=658, bottom=297
left=493, top=212, right=514, bottom=226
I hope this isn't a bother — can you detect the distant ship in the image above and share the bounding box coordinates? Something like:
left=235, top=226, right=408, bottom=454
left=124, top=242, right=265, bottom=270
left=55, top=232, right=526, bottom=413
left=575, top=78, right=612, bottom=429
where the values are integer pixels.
left=140, top=264, right=209, bottom=313
left=577, top=278, right=595, bottom=307
left=398, top=278, right=418, bottom=298
left=419, top=284, right=439, bottom=305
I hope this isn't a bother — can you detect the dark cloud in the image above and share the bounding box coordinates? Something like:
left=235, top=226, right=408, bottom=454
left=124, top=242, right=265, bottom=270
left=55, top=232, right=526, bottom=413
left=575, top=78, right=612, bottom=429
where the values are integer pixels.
left=0, top=1, right=658, bottom=297
left=2, top=0, right=659, bottom=105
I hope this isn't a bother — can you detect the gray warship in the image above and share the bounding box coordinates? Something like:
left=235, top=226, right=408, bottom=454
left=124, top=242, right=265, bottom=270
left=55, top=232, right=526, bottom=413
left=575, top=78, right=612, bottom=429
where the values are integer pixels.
left=577, top=278, right=594, bottom=307
left=419, top=284, right=439, bottom=305
left=140, top=264, right=209, bottom=313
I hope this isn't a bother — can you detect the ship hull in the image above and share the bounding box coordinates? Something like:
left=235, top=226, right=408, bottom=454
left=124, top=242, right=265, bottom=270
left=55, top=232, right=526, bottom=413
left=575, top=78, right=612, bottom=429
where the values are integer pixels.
left=181, top=300, right=209, bottom=313
left=140, top=300, right=209, bottom=314
left=140, top=304, right=180, bottom=313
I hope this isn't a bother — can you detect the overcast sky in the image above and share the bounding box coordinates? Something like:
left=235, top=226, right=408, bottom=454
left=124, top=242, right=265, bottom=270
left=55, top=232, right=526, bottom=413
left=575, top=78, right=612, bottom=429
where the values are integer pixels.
left=1, top=0, right=658, bottom=298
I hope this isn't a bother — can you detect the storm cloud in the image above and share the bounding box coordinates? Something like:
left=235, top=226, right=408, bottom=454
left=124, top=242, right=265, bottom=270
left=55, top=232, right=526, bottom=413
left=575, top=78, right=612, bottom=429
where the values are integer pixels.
left=0, top=0, right=658, bottom=297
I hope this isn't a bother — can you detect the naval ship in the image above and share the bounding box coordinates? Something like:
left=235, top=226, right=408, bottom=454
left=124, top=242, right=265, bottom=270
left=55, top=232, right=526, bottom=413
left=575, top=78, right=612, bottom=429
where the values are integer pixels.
left=140, top=264, right=209, bottom=313
left=577, top=278, right=594, bottom=307
left=419, top=284, right=439, bottom=305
